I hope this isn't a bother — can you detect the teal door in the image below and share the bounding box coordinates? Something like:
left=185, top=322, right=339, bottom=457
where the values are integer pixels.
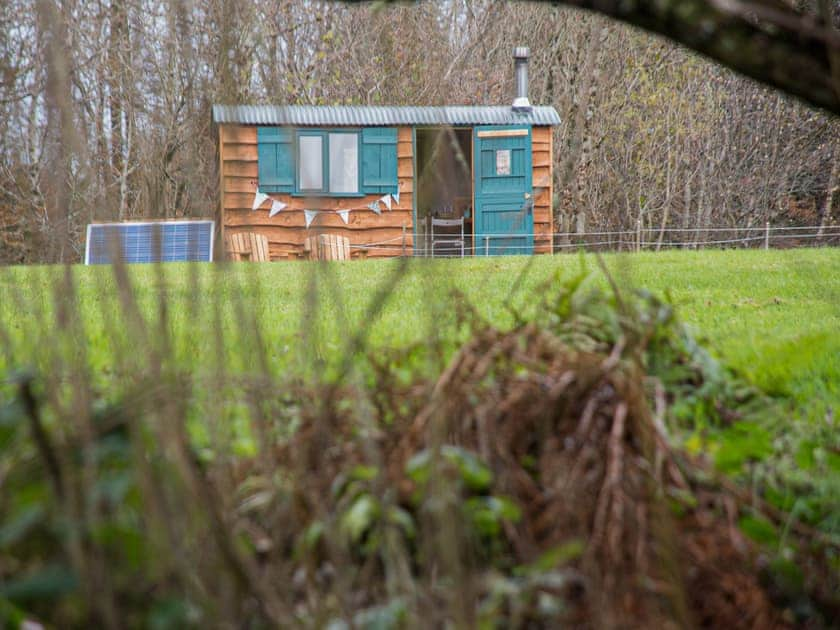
left=473, top=126, right=533, bottom=255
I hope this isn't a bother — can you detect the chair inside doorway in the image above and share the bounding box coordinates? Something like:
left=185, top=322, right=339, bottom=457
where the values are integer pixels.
left=415, top=127, right=472, bottom=257
left=430, top=217, right=465, bottom=257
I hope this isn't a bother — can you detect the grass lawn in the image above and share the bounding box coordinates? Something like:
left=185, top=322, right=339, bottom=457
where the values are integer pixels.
left=2, top=247, right=839, bottom=540
left=1, top=248, right=838, bottom=415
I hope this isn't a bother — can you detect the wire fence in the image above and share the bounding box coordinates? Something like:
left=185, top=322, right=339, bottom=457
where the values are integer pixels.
left=333, top=224, right=840, bottom=257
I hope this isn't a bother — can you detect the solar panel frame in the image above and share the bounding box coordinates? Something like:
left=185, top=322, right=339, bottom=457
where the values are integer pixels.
left=84, top=220, right=215, bottom=265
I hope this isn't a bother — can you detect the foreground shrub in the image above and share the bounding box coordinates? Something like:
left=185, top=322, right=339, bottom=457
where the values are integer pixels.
left=0, top=267, right=837, bottom=628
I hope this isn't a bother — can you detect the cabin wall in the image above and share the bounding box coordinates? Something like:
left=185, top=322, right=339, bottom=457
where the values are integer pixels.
left=219, top=125, right=414, bottom=260
left=219, top=123, right=553, bottom=259
left=532, top=126, right=553, bottom=254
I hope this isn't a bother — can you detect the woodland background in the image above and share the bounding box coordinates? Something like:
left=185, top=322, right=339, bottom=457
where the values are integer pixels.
left=1, top=0, right=839, bottom=264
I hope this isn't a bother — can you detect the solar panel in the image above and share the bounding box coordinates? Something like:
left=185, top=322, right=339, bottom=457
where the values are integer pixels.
left=85, top=220, right=215, bottom=264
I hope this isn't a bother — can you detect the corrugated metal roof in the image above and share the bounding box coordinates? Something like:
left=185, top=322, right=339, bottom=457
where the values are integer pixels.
left=212, top=104, right=561, bottom=126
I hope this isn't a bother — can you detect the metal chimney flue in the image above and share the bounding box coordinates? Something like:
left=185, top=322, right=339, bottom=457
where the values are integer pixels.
left=512, top=47, right=531, bottom=112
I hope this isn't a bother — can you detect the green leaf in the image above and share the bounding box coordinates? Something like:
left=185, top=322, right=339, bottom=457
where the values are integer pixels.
left=406, top=447, right=493, bottom=491
left=441, top=446, right=493, bottom=492
left=485, top=496, right=521, bottom=522
left=351, top=465, right=379, bottom=482
left=738, top=515, right=778, bottom=547
left=794, top=441, right=816, bottom=470
left=341, top=494, right=380, bottom=543
left=714, top=423, right=772, bottom=473
left=405, top=450, right=432, bottom=485
left=0, top=505, right=45, bottom=550
left=148, top=597, right=197, bottom=630
left=515, top=539, right=585, bottom=575
left=465, top=496, right=520, bottom=538
left=0, top=399, right=24, bottom=448
left=90, top=523, right=145, bottom=570
left=768, top=554, right=805, bottom=593
left=331, top=465, right=378, bottom=500
left=92, top=471, right=134, bottom=505
left=303, top=521, right=325, bottom=548
left=0, top=565, right=77, bottom=602
left=353, top=597, right=407, bottom=630
left=465, top=498, right=500, bottom=537
left=386, top=506, right=416, bottom=539
left=0, top=596, right=27, bottom=627
left=294, top=520, right=325, bottom=560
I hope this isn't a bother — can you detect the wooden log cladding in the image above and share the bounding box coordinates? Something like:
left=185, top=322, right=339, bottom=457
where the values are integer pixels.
left=533, top=166, right=551, bottom=189
left=532, top=126, right=553, bottom=253
left=532, top=126, right=551, bottom=144
left=224, top=193, right=411, bottom=213
left=397, top=157, right=412, bottom=178
left=227, top=208, right=412, bottom=229
left=269, top=244, right=404, bottom=260
left=221, top=125, right=257, bottom=144
left=220, top=123, right=415, bottom=261
left=223, top=161, right=259, bottom=178
left=533, top=208, right=551, bottom=224
left=248, top=226, right=412, bottom=247
left=533, top=150, right=551, bottom=168
left=262, top=231, right=414, bottom=259
left=224, top=176, right=259, bottom=193
left=223, top=144, right=259, bottom=161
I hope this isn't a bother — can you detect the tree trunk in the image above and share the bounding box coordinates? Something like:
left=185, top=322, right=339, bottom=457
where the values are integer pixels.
left=109, top=0, right=127, bottom=220
left=818, top=150, right=839, bottom=239
left=36, top=0, right=74, bottom=262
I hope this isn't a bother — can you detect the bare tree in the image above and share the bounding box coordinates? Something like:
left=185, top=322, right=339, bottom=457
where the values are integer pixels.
left=1, top=0, right=838, bottom=264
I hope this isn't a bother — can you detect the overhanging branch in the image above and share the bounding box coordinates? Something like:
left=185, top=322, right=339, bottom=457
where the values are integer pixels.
left=549, top=0, right=840, bottom=114
left=351, top=0, right=840, bottom=115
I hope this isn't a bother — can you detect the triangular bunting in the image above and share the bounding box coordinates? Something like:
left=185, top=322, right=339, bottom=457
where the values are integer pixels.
left=304, top=209, right=318, bottom=228
left=252, top=191, right=269, bottom=211
left=380, top=194, right=392, bottom=211
left=367, top=200, right=382, bottom=216
left=269, top=200, right=287, bottom=218
left=391, top=190, right=400, bottom=206
left=337, top=209, right=350, bottom=225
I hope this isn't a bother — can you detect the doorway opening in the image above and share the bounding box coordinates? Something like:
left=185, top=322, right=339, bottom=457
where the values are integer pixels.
left=415, top=127, right=473, bottom=256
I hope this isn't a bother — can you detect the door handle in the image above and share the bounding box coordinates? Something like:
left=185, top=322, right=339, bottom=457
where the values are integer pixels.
left=521, top=199, right=533, bottom=215
left=524, top=193, right=531, bottom=199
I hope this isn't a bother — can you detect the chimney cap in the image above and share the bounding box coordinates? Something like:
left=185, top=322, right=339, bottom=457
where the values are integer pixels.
left=513, top=46, right=530, bottom=59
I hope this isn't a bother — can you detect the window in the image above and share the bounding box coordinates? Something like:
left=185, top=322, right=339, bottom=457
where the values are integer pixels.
left=298, top=134, right=324, bottom=191
left=258, top=126, right=396, bottom=196
left=296, top=130, right=360, bottom=194
left=495, top=149, right=511, bottom=175
left=329, top=133, right=359, bottom=193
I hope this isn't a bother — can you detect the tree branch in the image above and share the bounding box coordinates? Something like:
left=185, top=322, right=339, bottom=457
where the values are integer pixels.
left=352, top=0, right=840, bottom=114
left=545, top=0, right=840, bottom=114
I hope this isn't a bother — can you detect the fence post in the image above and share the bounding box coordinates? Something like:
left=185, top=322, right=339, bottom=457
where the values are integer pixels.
left=485, top=236, right=490, bottom=257
left=636, top=218, right=642, bottom=252
left=764, top=222, right=770, bottom=250
left=576, top=213, right=585, bottom=251
left=402, top=223, right=407, bottom=257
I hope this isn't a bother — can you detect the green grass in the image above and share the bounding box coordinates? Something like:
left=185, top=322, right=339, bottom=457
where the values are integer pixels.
left=1, top=248, right=838, bottom=415
left=1, top=248, right=839, bottom=543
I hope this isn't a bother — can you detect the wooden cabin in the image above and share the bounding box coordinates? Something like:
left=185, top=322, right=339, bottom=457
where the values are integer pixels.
left=212, top=48, right=560, bottom=260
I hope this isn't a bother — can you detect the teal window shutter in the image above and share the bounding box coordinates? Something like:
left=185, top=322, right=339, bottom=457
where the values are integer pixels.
left=257, top=127, right=294, bottom=193
left=361, top=128, right=398, bottom=194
